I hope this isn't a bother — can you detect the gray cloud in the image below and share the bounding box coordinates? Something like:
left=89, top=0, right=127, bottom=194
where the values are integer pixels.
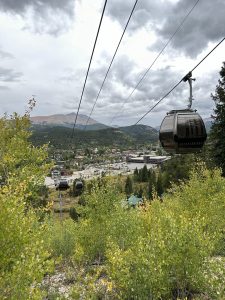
left=0, top=0, right=76, bottom=35
left=154, top=0, right=225, bottom=57
left=59, top=63, right=112, bottom=110
left=134, top=69, right=220, bottom=125
left=87, top=56, right=138, bottom=111
left=0, top=67, right=23, bottom=82
left=0, top=0, right=75, bottom=15
left=107, top=0, right=225, bottom=58
left=37, top=45, right=221, bottom=127
left=123, top=66, right=184, bottom=106
left=106, top=0, right=169, bottom=31
left=60, top=53, right=218, bottom=126
left=110, top=55, right=137, bottom=88
left=59, top=69, right=81, bottom=83
left=58, top=55, right=138, bottom=119
left=81, top=61, right=182, bottom=124
left=103, top=63, right=220, bottom=126
left=0, top=85, right=10, bottom=90
left=0, top=49, right=14, bottom=59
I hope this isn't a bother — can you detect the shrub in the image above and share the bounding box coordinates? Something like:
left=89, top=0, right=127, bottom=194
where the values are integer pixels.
left=50, top=166, right=225, bottom=299
left=106, top=167, right=225, bottom=299
left=0, top=184, right=53, bottom=299
left=47, top=219, right=77, bottom=260
left=0, top=109, right=54, bottom=299
left=69, top=207, right=80, bottom=221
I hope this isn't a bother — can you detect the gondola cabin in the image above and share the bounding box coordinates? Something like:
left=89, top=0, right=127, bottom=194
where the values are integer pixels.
left=75, top=181, right=83, bottom=190
left=56, top=178, right=70, bottom=191
left=159, top=109, right=207, bottom=154
left=73, top=179, right=84, bottom=196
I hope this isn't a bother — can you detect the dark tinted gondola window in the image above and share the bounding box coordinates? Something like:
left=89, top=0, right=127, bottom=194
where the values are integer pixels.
left=195, top=124, right=199, bottom=135
left=195, top=119, right=203, bottom=135
left=61, top=181, right=68, bottom=185
left=186, top=127, right=189, bottom=137
left=76, top=182, right=83, bottom=189
left=177, top=113, right=205, bottom=137
left=177, top=115, right=188, bottom=137
left=161, top=116, right=174, bottom=132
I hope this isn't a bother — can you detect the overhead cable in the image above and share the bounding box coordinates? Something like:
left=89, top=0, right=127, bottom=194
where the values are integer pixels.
left=109, top=0, right=201, bottom=126
left=134, top=37, right=225, bottom=125
left=84, top=0, right=139, bottom=130
left=71, top=0, right=108, bottom=140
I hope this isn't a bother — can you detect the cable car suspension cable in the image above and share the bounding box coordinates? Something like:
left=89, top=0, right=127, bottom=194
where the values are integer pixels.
left=134, top=37, right=225, bottom=125
left=84, top=0, right=140, bottom=130
left=109, top=0, right=201, bottom=126
left=71, top=0, right=108, bottom=140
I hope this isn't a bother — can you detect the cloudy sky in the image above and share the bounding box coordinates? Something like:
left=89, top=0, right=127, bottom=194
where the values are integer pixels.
left=0, top=0, right=224, bottom=127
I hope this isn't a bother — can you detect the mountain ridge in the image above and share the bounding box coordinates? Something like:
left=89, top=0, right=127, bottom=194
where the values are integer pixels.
left=30, top=112, right=108, bottom=130
left=30, top=123, right=158, bottom=148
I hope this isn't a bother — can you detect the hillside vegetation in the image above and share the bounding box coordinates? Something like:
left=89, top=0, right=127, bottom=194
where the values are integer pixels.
left=30, top=124, right=158, bottom=148
left=1, top=65, right=225, bottom=299
left=1, top=107, right=225, bottom=299
left=48, top=167, right=225, bottom=299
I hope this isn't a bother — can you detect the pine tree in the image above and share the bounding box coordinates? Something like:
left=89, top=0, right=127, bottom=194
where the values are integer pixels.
left=210, top=62, right=225, bottom=176
left=156, top=172, right=163, bottom=197
left=148, top=168, right=152, bottom=179
left=148, top=170, right=156, bottom=200
left=148, top=180, right=153, bottom=200
left=133, top=167, right=139, bottom=182
left=137, top=186, right=143, bottom=198
left=141, top=165, right=148, bottom=182
left=125, top=176, right=133, bottom=196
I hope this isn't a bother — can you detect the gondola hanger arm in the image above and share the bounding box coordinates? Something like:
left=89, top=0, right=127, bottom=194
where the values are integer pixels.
left=182, top=71, right=195, bottom=109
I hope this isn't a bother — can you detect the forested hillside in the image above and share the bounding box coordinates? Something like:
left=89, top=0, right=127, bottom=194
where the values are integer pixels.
left=30, top=124, right=158, bottom=148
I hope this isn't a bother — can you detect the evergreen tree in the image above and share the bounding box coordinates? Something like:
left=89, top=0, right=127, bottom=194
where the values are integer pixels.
left=137, top=186, right=143, bottom=198
left=148, top=170, right=156, bottom=200
left=125, top=176, right=133, bottom=196
left=133, top=167, right=139, bottom=182
left=156, top=172, right=163, bottom=197
left=210, top=62, right=225, bottom=176
left=152, top=170, right=157, bottom=187
left=141, top=165, right=148, bottom=182
left=161, top=154, right=194, bottom=189
left=148, top=180, right=153, bottom=200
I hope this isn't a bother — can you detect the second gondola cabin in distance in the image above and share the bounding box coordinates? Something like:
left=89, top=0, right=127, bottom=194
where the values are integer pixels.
left=56, top=178, right=70, bottom=191
left=73, top=179, right=84, bottom=196
left=159, top=72, right=207, bottom=154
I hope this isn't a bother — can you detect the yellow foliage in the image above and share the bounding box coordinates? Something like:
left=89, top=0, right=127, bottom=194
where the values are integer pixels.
left=0, top=110, right=54, bottom=299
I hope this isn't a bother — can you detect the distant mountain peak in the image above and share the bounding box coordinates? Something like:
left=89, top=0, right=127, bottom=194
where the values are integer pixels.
left=31, top=113, right=96, bottom=125
left=30, top=113, right=109, bottom=130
